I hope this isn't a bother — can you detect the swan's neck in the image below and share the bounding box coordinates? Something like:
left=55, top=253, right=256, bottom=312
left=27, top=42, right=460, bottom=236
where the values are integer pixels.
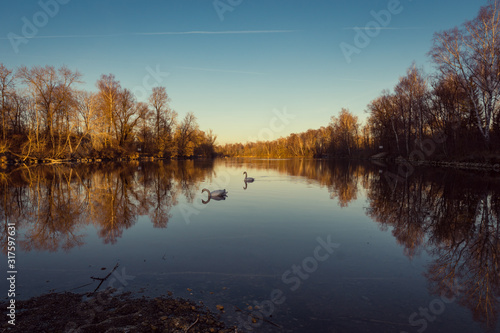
left=202, top=188, right=211, bottom=198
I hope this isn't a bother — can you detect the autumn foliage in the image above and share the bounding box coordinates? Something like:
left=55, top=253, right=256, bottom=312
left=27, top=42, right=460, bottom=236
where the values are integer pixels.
left=0, top=66, right=217, bottom=162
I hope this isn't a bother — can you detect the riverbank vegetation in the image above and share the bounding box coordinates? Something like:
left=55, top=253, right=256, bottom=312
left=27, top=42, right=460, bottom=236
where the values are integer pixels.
left=220, top=1, right=500, bottom=163
left=0, top=66, right=217, bottom=162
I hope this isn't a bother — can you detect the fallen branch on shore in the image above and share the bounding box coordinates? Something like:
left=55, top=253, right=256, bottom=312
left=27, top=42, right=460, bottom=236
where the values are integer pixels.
left=185, top=316, right=199, bottom=332
left=90, top=263, right=120, bottom=294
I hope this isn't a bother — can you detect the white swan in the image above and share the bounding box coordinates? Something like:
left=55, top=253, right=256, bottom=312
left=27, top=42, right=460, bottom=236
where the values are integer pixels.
left=202, top=188, right=228, bottom=204
left=243, top=171, right=255, bottom=182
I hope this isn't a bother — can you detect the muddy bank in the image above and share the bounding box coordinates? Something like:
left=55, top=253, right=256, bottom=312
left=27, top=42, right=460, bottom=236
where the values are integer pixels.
left=1, top=290, right=235, bottom=333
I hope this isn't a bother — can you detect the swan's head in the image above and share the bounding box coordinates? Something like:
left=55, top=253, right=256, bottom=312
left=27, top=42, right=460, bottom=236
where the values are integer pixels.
left=243, top=171, right=247, bottom=176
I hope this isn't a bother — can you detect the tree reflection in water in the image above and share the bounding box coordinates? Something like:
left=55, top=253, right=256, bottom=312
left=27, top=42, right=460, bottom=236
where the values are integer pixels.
left=0, top=161, right=213, bottom=249
left=0, top=160, right=498, bottom=329
left=366, top=167, right=500, bottom=331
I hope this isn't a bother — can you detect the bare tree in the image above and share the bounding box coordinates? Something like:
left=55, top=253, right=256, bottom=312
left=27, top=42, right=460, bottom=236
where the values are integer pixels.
left=17, top=65, right=82, bottom=158
left=135, top=101, right=152, bottom=154
left=330, top=108, right=359, bottom=156
left=96, top=74, right=121, bottom=147
left=148, top=86, right=176, bottom=156
left=367, top=92, right=402, bottom=154
left=76, top=90, right=110, bottom=153
left=394, top=64, right=429, bottom=154
left=8, top=91, right=28, bottom=136
left=114, top=88, right=138, bottom=147
left=194, top=129, right=218, bottom=157
left=429, top=72, right=471, bottom=155
left=429, top=0, right=500, bottom=147
left=0, top=64, right=15, bottom=142
left=175, top=112, right=199, bottom=157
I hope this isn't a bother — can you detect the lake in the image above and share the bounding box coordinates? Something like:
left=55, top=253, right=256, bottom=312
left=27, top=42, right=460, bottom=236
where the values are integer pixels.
left=1, top=159, right=499, bottom=332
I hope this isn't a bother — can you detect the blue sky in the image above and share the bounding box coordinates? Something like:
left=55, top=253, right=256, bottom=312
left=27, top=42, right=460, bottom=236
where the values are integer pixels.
left=0, top=0, right=486, bottom=144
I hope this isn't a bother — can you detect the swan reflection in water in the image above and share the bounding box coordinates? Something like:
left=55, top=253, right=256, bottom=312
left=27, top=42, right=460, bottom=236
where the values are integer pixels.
left=243, top=180, right=253, bottom=190
left=201, top=188, right=228, bottom=204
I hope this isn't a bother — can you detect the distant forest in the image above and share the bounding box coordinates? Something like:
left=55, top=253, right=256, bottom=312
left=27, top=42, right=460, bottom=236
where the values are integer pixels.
left=220, top=1, right=500, bottom=161
left=0, top=65, right=217, bottom=162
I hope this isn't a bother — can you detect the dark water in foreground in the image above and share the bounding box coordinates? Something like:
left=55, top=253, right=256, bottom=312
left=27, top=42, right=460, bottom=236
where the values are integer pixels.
left=1, top=159, right=499, bottom=332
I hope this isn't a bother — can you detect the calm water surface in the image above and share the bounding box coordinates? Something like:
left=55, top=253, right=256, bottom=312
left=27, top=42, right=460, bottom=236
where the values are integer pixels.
left=1, top=159, right=499, bottom=332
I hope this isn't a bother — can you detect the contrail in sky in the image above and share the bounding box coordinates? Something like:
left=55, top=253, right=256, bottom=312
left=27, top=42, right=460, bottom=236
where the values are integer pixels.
left=342, top=27, right=424, bottom=30
left=134, top=30, right=297, bottom=35
left=0, top=30, right=297, bottom=40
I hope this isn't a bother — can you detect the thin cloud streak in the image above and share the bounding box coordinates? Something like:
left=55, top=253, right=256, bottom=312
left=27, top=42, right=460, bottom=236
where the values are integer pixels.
left=176, top=66, right=266, bottom=75
left=134, top=30, right=298, bottom=35
left=0, top=33, right=127, bottom=40
left=342, top=27, right=425, bottom=30
left=0, top=30, right=297, bottom=40
left=336, top=78, right=392, bottom=83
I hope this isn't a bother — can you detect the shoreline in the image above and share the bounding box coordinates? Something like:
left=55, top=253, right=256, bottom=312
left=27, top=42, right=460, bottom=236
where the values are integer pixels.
left=0, top=155, right=207, bottom=166
left=1, top=155, right=499, bottom=173
left=391, top=156, right=500, bottom=172
left=404, top=160, right=499, bottom=172
left=0, top=290, right=234, bottom=333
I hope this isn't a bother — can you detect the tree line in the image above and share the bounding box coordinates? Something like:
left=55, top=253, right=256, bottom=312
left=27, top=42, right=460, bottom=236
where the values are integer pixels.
left=0, top=65, right=217, bottom=162
left=218, top=108, right=364, bottom=158
left=220, top=1, right=500, bottom=161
